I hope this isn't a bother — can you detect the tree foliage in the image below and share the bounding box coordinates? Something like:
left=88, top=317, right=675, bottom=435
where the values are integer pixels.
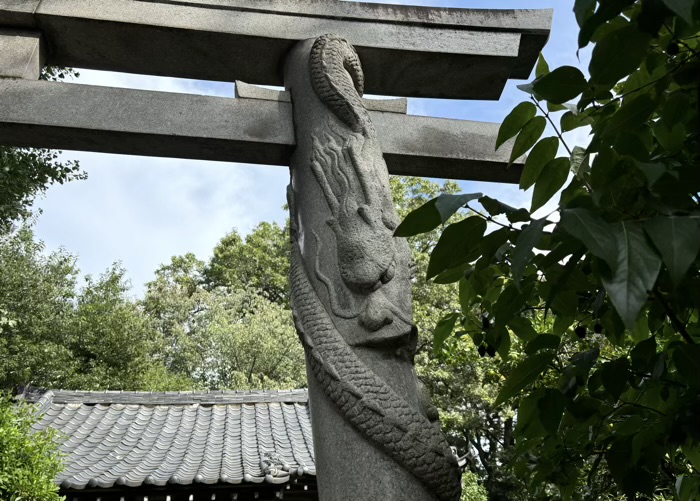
left=202, top=222, right=290, bottom=304
left=0, top=227, right=165, bottom=391
left=0, top=396, right=64, bottom=501
left=400, top=3, right=700, bottom=500
left=143, top=257, right=305, bottom=390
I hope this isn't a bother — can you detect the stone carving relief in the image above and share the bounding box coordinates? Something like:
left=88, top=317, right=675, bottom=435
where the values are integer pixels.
left=287, top=35, right=462, bottom=501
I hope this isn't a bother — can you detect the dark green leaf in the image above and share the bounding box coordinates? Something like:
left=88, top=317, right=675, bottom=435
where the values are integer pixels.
left=644, top=216, right=700, bottom=287
left=553, top=315, right=575, bottom=336
left=636, top=162, right=667, bottom=187
left=574, top=0, right=596, bottom=27
left=508, top=317, right=538, bottom=343
left=479, top=228, right=511, bottom=264
left=532, top=66, right=588, bottom=104
left=590, top=25, right=652, bottom=85
left=579, top=0, right=636, bottom=48
left=516, top=388, right=565, bottom=438
left=525, top=334, right=561, bottom=355
left=673, top=345, right=700, bottom=388
left=535, top=53, right=549, bottom=78
left=606, top=437, right=637, bottom=498
left=507, top=209, right=531, bottom=224
left=537, top=389, right=566, bottom=436
left=631, top=336, right=657, bottom=372
left=661, top=92, right=691, bottom=125
left=511, top=117, right=547, bottom=165
left=601, top=222, right=662, bottom=329
left=433, top=313, right=458, bottom=354
left=496, top=102, right=537, bottom=151
left=494, top=283, right=527, bottom=327
left=432, top=264, right=472, bottom=284
left=459, top=277, right=475, bottom=312
left=512, top=219, right=547, bottom=286
left=676, top=475, right=700, bottom=501
left=604, top=94, right=658, bottom=137
left=661, top=0, right=697, bottom=25
left=681, top=444, right=700, bottom=472
left=394, top=193, right=482, bottom=237
left=515, top=389, right=545, bottom=439
left=531, top=157, right=570, bottom=213
left=480, top=196, right=516, bottom=217
left=561, top=110, right=594, bottom=132
left=427, top=216, right=487, bottom=279
left=561, top=208, right=618, bottom=270
left=496, top=326, right=512, bottom=360
left=654, top=121, right=685, bottom=152
left=495, top=352, right=555, bottom=405
left=520, top=137, right=559, bottom=190
left=601, top=358, right=630, bottom=400
left=572, top=348, right=600, bottom=381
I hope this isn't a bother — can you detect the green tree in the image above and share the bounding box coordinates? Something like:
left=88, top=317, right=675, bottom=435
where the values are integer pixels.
left=0, top=395, right=64, bottom=501
left=203, top=222, right=290, bottom=304
left=0, top=227, right=79, bottom=390
left=399, top=3, right=700, bottom=500
left=144, top=255, right=305, bottom=389
left=63, top=264, right=163, bottom=390
left=0, top=227, right=177, bottom=391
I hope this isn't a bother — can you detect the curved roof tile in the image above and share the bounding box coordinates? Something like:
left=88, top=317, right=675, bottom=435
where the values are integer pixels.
left=25, top=389, right=315, bottom=490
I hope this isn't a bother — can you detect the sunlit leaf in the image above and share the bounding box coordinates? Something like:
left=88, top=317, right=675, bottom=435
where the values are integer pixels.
left=433, top=313, right=458, bottom=354
left=511, top=117, right=547, bottom=166
left=531, top=157, right=569, bottom=213
left=394, top=193, right=482, bottom=237
left=532, top=66, right=588, bottom=104
left=427, top=216, right=487, bottom=279
left=496, top=102, right=537, bottom=151
left=520, top=137, right=559, bottom=190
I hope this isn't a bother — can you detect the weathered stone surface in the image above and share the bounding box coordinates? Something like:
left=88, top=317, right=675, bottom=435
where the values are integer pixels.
left=168, top=0, right=552, bottom=78
left=0, top=79, right=523, bottom=182
left=236, top=81, right=408, bottom=114
left=285, top=35, right=462, bottom=501
left=0, top=29, right=43, bottom=79
left=0, top=0, right=552, bottom=99
left=0, top=0, right=40, bottom=28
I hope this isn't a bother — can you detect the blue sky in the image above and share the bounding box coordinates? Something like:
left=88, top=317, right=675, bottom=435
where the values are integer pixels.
left=32, top=0, right=591, bottom=296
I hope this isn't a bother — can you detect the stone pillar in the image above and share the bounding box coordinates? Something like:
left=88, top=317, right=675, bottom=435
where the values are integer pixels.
left=0, top=29, right=44, bottom=80
left=284, top=35, right=462, bottom=501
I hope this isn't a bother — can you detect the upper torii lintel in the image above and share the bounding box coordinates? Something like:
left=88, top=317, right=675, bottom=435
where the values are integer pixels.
left=0, top=0, right=552, bottom=100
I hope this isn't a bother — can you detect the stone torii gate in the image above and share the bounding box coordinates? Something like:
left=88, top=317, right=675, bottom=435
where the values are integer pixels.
left=0, top=2, right=551, bottom=500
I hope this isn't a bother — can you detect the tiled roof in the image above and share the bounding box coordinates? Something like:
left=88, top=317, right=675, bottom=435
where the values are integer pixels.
left=25, top=390, right=316, bottom=491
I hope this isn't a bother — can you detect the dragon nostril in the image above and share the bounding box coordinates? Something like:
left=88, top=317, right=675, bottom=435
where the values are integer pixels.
left=359, top=300, right=394, bottom=331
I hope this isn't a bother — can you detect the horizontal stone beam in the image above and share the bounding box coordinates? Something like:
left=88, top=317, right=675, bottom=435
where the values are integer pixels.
left=0, top=79, right=523, bottom=183
left=0, top=29, right=44, bottom=80
left=0, top=0, right=552, bottom=99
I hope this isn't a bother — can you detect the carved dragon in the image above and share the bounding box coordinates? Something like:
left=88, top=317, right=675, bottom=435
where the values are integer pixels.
left=288, top=35, right=462, bottom=501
